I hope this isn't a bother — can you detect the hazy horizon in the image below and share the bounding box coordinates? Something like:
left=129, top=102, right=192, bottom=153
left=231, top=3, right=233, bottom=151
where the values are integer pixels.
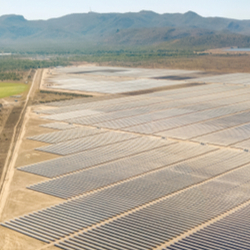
left=1, top=0, right=250, bottom=21
left=2, top=10, right=250, bottom=22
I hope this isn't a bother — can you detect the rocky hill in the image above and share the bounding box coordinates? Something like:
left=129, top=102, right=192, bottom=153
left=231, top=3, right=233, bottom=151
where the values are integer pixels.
left=1, top=11, right=250, bottom=51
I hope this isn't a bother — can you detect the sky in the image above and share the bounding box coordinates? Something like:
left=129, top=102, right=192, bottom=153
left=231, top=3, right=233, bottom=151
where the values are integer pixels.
left=0, top=0, right=250, bottom=20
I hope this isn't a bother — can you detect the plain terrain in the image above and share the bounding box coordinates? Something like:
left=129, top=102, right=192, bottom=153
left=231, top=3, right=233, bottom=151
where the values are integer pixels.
left=2, top=65, right=250, bottom=250
left=0, top=82, right=28, bottom=99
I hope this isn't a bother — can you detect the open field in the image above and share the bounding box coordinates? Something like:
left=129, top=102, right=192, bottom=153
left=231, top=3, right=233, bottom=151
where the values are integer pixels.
left=1, top=65, right=250, bottom=249
left=0, top=82, right=28, bottom=99
left=0, top=87, right=29, bottom=193
left=204, top=47, right=250, bottom=55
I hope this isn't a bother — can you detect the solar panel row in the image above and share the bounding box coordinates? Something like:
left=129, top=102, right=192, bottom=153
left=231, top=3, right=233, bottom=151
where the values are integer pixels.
left=36, top=130, right=139, bottom=156
left=28, top=142, right=215, bottom=199
left=19, top=136, right=172, bottom=178
left=64, top=90, right=250, bottom=130
left=54, top=163, right=250, bottom=250
left=41, top=83, right=240, bottom=116
left=125, top=108, right=250, bottom=135
left=5, top=150, right=249, bottom=245
left=194, top=123, right=250, bottom=146
left=48, top=78, right=187, bottom=94
left=3, top=74, right=250, bottom=249
left=40, top=122, right=76, bottom=130
left=166, top=203, right=250, bottom=249
left=28, top=127, right=105, bottom=144
left=35, top=84, right=250, bottom=154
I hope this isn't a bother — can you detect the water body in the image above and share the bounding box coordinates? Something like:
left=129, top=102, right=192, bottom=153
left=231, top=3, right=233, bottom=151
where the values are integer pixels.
left=225, top=48, right=250, bottom=52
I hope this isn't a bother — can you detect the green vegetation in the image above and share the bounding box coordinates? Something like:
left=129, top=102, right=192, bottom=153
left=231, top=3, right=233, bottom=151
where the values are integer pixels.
left=0, top=43, right=250, bottom=83
left=68, top=49, right=196, bottom=64
left=0, top=51, right=194, bottom=81
left=0, top=72, right=23, bottom=81
left=0, top=57, right=71, bottom=81
left=1, top=48, right=250, bottom=84
left=1, top=11, right=250, bottom=53
left=66, top=49, right=250, bottom=73
left=0, top=82, right=28, bottom=99
left=0, top=57, right=70, bottom=72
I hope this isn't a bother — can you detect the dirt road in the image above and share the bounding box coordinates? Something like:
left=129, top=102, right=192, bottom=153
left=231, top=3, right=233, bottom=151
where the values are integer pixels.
left=0, top=69, right=41, bottom=218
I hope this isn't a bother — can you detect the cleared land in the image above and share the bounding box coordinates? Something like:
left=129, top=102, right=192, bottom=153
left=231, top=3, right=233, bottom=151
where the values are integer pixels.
left=1, top=65, right=250, bottom=250
left=0, top=83, right=30, bottom=193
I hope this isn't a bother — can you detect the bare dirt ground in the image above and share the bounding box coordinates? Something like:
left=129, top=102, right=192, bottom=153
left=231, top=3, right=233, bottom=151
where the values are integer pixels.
left=203, top=47, right=250, bottom=55
left=0, top=93, right=28, bottom=188
left=0, top=106, right=23, bottom=177
left=0, top=104, right=11, bottom=131
left=0, top=69, right=42, bottom=193
left=0, top=108, right=63, bottom=250
left=0, top=111, right=65, bottom=250
left=0, top=67, right=88, bottom=250
left=14, top=112, right=60, bottom=168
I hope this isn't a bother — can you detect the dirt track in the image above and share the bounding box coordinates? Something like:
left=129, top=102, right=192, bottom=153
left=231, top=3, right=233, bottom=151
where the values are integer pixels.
left=0, top=106, right=23, bottom=179
left=0, top=69, right=41, bottom=216
left=0, top=69, right=64, bottom=250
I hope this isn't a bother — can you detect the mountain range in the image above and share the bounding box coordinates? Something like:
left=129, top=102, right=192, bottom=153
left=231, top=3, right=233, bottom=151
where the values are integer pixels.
left=1, top=11, right=250, bottom=52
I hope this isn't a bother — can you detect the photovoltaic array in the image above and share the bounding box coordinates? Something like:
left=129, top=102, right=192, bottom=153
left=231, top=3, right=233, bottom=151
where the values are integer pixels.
left=28, top=142, right=216, bottom=199
left=28, top=127, right=105, bottom=144
left=3, top=67, right=250, bottom=250
left=56, top=164, right=250, bottom=250
left=18, top=136, right=171, bottom=178
left=166, top=203, right=250, bottom=249
left=40, top=122, right=76, bottom=130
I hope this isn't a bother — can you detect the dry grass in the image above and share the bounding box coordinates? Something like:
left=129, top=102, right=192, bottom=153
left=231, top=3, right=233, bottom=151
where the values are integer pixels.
left=161, top=55, right=250, bottom=73
left=97, top=55, right=250, bottom=73
left=0, top=106, right=23, bottom=178
left=31, top=90, right=90, bottom=105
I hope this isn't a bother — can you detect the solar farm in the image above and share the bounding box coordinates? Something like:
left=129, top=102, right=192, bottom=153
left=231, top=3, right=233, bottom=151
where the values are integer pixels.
left=2, top=65, right=250, bottom=250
